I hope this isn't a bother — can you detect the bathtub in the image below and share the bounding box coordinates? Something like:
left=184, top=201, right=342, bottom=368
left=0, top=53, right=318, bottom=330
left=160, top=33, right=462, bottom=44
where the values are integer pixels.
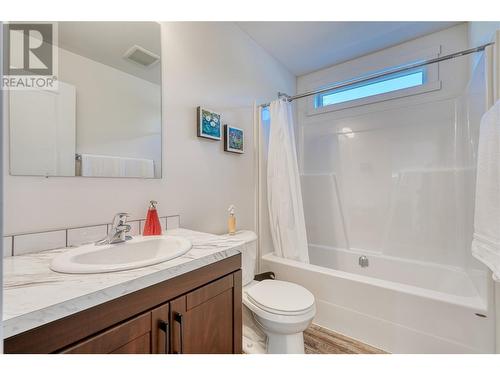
left=261, top=245, right=495, bottom=353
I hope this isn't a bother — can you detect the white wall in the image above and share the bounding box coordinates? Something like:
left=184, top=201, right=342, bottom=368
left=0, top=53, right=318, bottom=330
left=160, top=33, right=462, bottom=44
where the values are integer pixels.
left=3, top=22, right=295, bottom=236
left=468, top=22, right=500, bottom=76
left=295, top=23, right=477, bottom=268
left=59, top=48, right=162, bottom=178
left=469, top=22, right=500, bottom=47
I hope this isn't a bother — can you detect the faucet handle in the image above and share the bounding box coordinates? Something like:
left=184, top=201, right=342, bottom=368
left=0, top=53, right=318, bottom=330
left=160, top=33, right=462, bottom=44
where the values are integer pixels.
left=95, top=213, right=132, bottom=246
left=112, top=212, right=130, bottom=226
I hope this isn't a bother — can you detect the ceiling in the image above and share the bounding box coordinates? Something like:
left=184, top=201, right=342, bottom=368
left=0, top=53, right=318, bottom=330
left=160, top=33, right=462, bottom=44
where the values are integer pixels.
left=236, top=22, right=462, bottom=76
left=58, top=22, right=161, bottom=84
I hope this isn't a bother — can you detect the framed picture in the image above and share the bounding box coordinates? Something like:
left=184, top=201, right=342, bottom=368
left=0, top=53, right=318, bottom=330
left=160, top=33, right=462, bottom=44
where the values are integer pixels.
left=224, top=125, right=244, bottom=154
left=197, top=107, right=221, bottom=140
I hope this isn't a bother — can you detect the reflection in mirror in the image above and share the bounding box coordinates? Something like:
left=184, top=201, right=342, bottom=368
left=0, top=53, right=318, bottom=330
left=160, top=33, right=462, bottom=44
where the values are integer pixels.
left=9, top=22, right=162, bottom=178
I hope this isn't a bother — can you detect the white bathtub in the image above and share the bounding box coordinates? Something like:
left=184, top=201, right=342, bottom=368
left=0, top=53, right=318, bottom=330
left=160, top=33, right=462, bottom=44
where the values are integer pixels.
left=261, top=245, right=496, bottom=353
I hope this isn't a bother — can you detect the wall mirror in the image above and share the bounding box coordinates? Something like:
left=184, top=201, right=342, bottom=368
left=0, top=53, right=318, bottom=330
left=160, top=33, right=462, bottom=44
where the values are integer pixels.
left=8, top=22, right=162, bottom=178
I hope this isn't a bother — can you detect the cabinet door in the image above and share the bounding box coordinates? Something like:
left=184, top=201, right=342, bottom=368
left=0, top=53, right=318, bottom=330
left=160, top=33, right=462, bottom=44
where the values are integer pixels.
left=61, top=312, right=152, bottom=354
left=151, top=302, right=170, bottom=354
left=170, top=274, right=237, bottom=354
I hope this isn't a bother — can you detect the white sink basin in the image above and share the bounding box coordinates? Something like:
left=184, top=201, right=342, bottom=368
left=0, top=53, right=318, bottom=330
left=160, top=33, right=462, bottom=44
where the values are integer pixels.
left=50, top=235, right=192, bottom=274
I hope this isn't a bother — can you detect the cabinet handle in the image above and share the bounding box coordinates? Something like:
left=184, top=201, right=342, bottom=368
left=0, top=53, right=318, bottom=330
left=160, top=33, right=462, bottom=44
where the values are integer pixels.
left=174, top=313, right=184, bottom=354
left=159, top=320, right=170, bottom=354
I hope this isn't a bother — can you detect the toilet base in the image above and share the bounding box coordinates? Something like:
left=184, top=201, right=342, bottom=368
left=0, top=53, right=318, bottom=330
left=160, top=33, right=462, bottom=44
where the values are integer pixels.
left=266, top=331, right=305, bottom=354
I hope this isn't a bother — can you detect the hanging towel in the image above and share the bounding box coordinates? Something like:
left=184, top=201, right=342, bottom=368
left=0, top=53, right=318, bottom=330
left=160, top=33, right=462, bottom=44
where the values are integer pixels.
left=120, top=156, right=155, bottom=178
left=267, top=99, right=310, bottom=263
left=80, top=154, right=155, bottom=178
left=472, top=100, right=500, bottom=280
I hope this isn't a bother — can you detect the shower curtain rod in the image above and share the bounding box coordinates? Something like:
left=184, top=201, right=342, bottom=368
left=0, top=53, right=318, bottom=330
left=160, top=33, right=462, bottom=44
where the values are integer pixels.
left=259, top=42, right=495, bottom=107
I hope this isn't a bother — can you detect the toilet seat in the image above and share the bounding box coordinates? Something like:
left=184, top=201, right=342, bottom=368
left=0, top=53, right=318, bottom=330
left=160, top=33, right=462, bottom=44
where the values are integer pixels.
left=245, top=280, right=315, bottom=316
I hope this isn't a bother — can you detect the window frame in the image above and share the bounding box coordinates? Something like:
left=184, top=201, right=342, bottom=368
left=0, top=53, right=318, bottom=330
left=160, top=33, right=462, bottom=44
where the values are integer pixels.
left=306, top=46, right=442, bottom=116
left=314, top=67, right=427, bottom=108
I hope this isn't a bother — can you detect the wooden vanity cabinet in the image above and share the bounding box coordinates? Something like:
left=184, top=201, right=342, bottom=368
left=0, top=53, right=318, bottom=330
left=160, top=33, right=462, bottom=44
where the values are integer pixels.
left=170, top=272, right=239, bottom=354
left=4, top=255, right=242, bottom=354
left=151, top=303, right=170, bottom=354
left=61, top=311, right=155, bottom=354
left=60, top=303, right=171, bottom=354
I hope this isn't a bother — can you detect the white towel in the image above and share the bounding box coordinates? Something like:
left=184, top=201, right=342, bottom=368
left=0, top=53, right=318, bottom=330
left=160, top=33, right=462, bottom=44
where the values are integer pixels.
left=472, top=100, right=500, bottom=280
left=119, top=157, right=155, bottom=178
left=80, top=154, right=155, bottom=178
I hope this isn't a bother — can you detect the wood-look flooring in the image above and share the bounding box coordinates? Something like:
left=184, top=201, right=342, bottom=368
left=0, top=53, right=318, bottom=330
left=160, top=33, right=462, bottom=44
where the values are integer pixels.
left=304, top=324, right=387, bottom=354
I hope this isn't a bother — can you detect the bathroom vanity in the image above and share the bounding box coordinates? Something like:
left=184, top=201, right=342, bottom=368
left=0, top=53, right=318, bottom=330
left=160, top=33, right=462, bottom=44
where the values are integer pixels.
left=3, top=229, right=244, bottom=354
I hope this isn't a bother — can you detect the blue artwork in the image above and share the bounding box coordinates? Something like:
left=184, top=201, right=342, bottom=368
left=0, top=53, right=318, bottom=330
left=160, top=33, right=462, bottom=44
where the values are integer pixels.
left=224, top=125, right=244, bottom=154
left=197, top=107, right=221, bottom=140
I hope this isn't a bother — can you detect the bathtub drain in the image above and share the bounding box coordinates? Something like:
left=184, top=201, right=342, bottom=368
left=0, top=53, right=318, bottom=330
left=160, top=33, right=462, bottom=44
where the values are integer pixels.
left=358, top=255, right=369, bottom=268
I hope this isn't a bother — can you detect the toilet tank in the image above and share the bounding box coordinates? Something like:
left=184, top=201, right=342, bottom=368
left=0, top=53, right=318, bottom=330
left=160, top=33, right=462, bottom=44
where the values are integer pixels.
left=229, top=230, right=257, bottom=286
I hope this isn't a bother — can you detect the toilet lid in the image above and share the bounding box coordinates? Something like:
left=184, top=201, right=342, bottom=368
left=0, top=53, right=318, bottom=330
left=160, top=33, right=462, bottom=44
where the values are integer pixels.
left=245, top=280, right=315, bottom=316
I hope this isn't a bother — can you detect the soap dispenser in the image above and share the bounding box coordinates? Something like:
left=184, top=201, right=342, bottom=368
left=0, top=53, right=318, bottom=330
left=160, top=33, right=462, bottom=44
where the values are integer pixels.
left=143, top=200, right=162, bottom=236
left=228, top=205, right=236, bottom=235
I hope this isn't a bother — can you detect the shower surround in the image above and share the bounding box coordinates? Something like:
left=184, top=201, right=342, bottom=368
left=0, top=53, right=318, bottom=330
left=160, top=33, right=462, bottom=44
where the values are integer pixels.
left=258, top=24, right=496, bottom=353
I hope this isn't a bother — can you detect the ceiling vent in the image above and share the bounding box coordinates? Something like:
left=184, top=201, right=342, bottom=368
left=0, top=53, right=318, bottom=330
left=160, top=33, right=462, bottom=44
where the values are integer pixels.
left=123, top=45, right=160, bottom=68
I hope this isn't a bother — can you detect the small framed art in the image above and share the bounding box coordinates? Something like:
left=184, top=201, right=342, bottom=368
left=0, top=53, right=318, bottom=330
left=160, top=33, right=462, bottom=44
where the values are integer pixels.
left=224, top=125, right=244, bottom=154
left=197, top=107, right=222, bottom=140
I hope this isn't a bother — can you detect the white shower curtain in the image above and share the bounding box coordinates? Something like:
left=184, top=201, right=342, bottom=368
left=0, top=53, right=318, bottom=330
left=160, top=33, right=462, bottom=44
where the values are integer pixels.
left=267, top=99, right=309, bottom=263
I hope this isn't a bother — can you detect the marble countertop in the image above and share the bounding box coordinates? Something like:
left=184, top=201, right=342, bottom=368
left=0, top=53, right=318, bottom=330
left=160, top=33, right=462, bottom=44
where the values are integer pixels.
left=2, top=228, right=244, bottom=339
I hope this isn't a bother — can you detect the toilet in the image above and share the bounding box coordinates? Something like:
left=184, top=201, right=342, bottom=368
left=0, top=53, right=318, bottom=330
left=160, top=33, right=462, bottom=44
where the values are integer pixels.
left=230, top=230, right=316, bottom=354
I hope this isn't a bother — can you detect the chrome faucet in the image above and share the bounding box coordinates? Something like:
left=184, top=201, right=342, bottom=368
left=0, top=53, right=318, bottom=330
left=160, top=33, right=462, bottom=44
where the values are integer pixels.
left=95, top=213, right=132, bottom=245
